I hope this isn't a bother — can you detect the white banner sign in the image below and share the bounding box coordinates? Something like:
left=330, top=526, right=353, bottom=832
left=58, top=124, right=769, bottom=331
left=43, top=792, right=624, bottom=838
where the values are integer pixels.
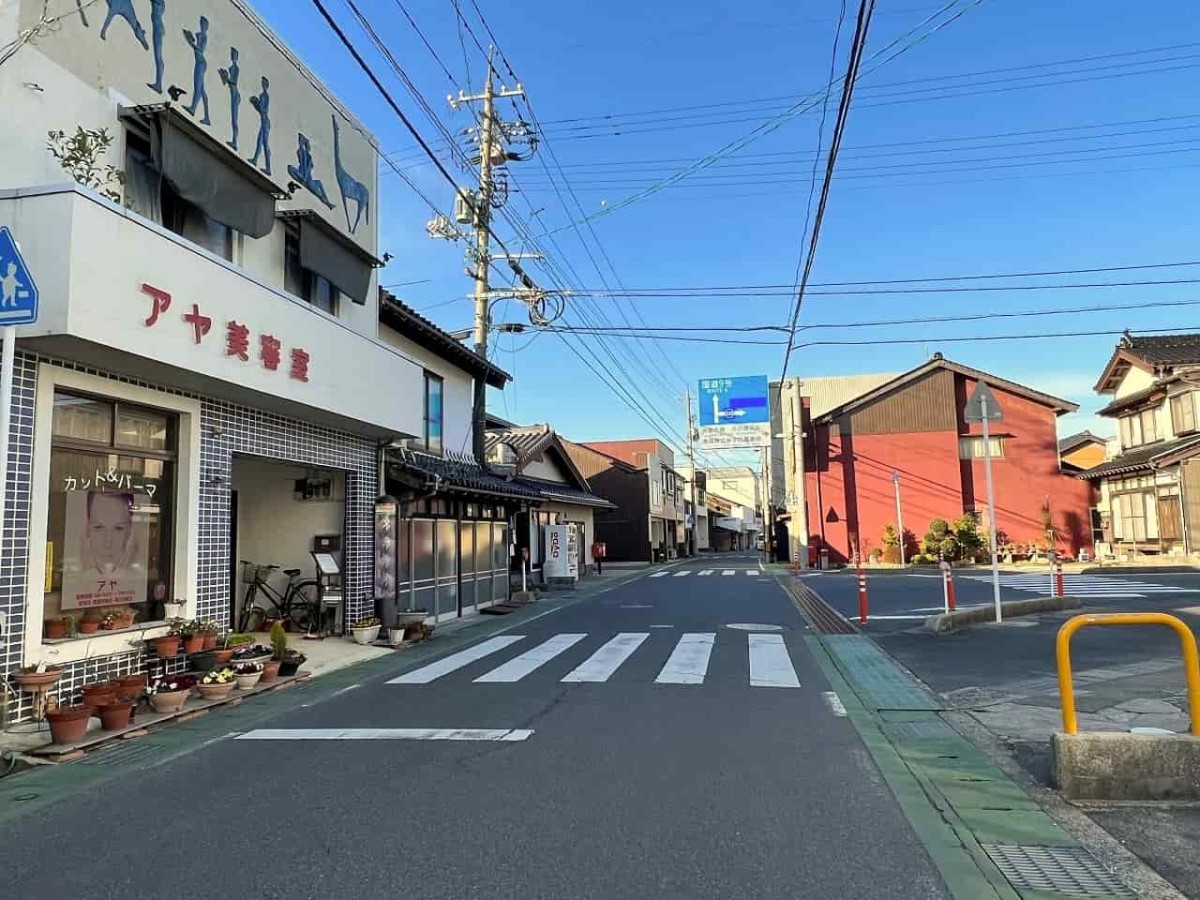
left=544, top=524, right=572, bottom=579
left=699, top=423, right=770, bottom=449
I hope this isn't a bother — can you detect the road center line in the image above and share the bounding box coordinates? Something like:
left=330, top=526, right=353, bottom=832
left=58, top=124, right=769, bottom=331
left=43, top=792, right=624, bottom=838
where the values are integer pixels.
left=388, top=635, right=525, bottom=684
left=475, top=634, right=587, bottom=683
left=236, top=728, right=534, bottom=742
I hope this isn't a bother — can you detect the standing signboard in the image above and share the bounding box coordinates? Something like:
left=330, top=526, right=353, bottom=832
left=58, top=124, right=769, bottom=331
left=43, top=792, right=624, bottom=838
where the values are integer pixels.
left=544, top=524, right=571, bottom=579
left=0, top=227, right=39, bottom=559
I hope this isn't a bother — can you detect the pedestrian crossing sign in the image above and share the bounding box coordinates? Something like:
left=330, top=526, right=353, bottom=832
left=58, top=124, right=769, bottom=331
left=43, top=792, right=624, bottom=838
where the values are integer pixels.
left=0, top=227, right=39, bottom=326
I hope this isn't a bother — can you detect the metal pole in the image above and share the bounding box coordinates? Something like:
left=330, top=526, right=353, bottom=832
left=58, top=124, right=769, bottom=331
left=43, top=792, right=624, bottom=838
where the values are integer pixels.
left=470, top=57, right=497, bottom=465
left=981, top=397, right=1002, bottom=622
left=685, top=387, right=698, bottom=557
left=789, top=381, right=808, bottom=570
left=892, top=469, right=905, bottom=567
left=0, top=326, right=13, bottom=561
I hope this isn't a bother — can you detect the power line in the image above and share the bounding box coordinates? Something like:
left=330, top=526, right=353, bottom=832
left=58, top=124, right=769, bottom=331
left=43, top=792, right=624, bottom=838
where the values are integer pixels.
left=390, top=0, right=459, bottom=87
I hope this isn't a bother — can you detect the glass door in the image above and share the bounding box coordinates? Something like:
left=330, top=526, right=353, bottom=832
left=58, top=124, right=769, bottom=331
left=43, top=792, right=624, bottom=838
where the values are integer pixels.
left=435, top=519, right=458, bottom=621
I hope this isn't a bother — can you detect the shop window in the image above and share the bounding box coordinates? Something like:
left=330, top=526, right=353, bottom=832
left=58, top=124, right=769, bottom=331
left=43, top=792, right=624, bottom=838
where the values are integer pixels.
left=44, top=392, right=178, bottom=641
left=1171, top=394, right=1196, bottom=436
left=958, top=436, right=1004, bottom=459
left=284, top=224, right=340, bottom=316
left=424, top=372, right=444, bottom=454
left=124, top=130, right=235, bottom=262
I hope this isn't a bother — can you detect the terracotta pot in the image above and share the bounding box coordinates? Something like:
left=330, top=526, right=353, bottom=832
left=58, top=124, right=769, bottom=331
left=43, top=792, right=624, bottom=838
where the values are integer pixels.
left=117, top=613, right=136, bottom=629
left=152, top=636, right=181, bottom=659
left=260, top=660, right=282, bottom=683
left=79, top=620, right=101, bottom=634
left=196, top=682, right=235, bottom=701
left=97, top=701, right=134, bottom=732
left=182, top=635, right=205, bottom=655
left=46, top=705, right=93, bottom=745
left=12, top=669, right=62, bottom=691
left=81, top=684, right=118, bottom=708
left=201, top=631, right=218, bottom=651
left=149, top=690, right=188, bottom=714
left=116, top=674, right=147, bottom=691
left=44, top=619, right=68, bottom=640
left=211, top=649, right=236, bottom=665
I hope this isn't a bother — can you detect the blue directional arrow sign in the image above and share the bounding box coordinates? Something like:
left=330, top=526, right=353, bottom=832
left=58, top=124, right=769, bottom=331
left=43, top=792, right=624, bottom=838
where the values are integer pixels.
left=698, top=375, right=770, bottom=427
left=0, top=228, right=39, bottom=326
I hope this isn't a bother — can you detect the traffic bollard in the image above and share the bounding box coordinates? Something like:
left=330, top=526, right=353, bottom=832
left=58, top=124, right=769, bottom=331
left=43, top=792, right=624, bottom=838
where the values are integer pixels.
left=857, top=569, right=869, bottom=625
left=1055, top=560, right=1065, bottom=598
left=942, top=565, right=956, bottom=612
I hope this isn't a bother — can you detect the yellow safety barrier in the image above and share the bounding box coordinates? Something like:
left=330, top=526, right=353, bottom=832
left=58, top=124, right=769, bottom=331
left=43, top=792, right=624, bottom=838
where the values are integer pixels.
left=1056, top=612, right=1200, bottom=736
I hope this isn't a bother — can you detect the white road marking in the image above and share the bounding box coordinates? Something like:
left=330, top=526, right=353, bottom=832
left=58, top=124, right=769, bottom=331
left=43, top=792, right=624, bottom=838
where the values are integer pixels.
left=748, top=634, right=800, bottom=688
left=673, top=571, right=690, bottom=577
left=964, top=573, right=1190, bottom=598
left=745, top=570, right=757, bottom=576
left=475, top=634, right=588, bottom=682
left=823, top=692, right=848, bottom=717
left=722, top=570, right=735, bottom=576
left=562, top=633, right=649, bottom=682
left=651, top=624, right=675, bottom=628
left=237, top=728, right=534, bottom=742
left=388, top=635, right=525, bottom=684
left=650, top=572, right=669, bottom=578
left=698, top=570, right=714, bottom=576
left=655, top=633, right=716, bottom=684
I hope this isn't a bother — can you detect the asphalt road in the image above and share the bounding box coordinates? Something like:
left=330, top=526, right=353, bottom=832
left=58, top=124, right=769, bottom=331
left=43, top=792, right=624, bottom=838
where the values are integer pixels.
left=0, top=552, right=951, bottom=900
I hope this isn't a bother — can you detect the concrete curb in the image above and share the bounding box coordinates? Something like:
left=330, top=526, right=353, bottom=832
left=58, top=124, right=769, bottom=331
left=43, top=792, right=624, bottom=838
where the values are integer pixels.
left=1054, top=732, right=1200, bottom=801
left=924, top=595, right=1082, bottom=633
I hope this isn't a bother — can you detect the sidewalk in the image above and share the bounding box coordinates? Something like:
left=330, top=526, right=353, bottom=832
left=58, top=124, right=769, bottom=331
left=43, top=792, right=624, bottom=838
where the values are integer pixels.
left=781, top=572, right=1198, bottom=898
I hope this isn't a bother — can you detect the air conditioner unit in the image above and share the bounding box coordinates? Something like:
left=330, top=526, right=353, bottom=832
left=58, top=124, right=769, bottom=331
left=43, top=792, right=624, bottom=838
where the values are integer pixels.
left=454, top=190, right=475, bottom=225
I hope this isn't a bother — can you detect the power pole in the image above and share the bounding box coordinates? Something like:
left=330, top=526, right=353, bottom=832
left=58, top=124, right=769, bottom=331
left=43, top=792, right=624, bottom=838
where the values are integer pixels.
left=449, top=53, right=525, bottom=463
left=685, top=387, right=698, bottom=556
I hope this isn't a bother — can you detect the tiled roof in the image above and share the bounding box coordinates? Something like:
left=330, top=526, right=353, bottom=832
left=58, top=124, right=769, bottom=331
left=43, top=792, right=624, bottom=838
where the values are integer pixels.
left=1079, top=435, right=1200, bottom=479
left=1058, top=431, right=1107, bottom=453
left=484, top=426, right=554, bottom=460
left=388, top=449, right=542, bottom=501
left=1095, top=383, right=1166, bottom=417
left=1121, top=332, right=1200, bottom=367
left=378, top=290, right=511, bottom=388
left=515, top=475, right=616, bottom=509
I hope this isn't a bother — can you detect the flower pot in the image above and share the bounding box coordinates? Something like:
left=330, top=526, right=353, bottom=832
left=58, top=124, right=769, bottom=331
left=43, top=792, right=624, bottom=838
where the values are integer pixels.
left=78, top=620, right=101, bottom=634
left=387, top=628, right=407, bottom=647
left=150, top=690, right=188, bottom=714
left=116, top=674, right=146, bottom=692
left=396, top=610, right=429, bottom=627
left=152, top=636, right=181, bottom=659
left=44, top=619, right=68, bottom=640
left=350, top=625, right=381, bottom=645
left=182, top=635, right=205, bottom=655
left=201, top=631, right=218, bottom=651
left=81, top=684, right=118, bottom=708
left=235, top=671, right=262, bottom=690
left=45, top=705, right=93, bottom=745
left=97, top=701, right=134, bottom=732
left=12, top=668, right=62, bottom=692
left=260, top=660, right=282, bottom=683
left=196, top=682, right=235, bottom=701
left=278, top=656, right=305, bottom=677
left=211, top=648, right=236, bottom=665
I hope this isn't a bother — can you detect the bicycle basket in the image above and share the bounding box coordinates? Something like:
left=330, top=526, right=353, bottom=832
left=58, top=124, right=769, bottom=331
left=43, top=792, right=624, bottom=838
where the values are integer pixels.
left=241, top=562, right=274, bottom=585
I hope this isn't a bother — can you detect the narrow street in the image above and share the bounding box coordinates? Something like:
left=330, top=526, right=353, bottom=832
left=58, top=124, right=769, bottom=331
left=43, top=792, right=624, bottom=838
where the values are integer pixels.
left=0, top=555, right=952, bottom=899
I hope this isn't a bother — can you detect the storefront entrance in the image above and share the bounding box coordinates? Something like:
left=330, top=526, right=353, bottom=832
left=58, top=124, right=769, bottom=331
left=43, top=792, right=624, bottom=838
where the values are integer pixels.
left=404, top=517, right=508, bottom=622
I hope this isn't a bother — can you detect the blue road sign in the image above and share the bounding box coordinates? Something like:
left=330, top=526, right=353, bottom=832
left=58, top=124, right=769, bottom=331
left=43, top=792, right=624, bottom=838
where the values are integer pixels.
left=0, top=228, right=38, bottom=326
left=698, top=375, right=770, bottom=427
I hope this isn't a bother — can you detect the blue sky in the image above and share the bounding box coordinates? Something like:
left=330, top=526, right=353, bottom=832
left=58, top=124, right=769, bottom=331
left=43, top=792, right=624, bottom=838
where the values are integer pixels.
left=254, top=0, right=1200, bottom=458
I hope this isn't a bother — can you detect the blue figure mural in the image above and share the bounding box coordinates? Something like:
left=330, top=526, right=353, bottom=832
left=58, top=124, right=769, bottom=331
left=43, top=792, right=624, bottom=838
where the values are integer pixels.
left=75, top=0, right=90, bottom=27
left=219, top=48, right=241, bottom=150
left=287, top=134, right=335, bottom=209
left=331, top=116, right=370, bottom=234
left=100, top=0, right=148, bottom=49
left=249, top=77, right=272, bottom=176
left=146, top=0, right=166, bottom=93
left=182, top=16, right=211, bottom=125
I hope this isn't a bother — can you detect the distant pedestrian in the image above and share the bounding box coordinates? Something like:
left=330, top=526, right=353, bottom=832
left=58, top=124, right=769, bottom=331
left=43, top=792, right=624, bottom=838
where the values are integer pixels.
left=592, top=541, right=605, bottom=575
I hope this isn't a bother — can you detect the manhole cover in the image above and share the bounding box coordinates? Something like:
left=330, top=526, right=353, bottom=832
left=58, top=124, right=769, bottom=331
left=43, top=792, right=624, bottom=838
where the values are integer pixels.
left=981, top=844, right=1135, bottom=897
left=724, top=623, right=783, bottom=632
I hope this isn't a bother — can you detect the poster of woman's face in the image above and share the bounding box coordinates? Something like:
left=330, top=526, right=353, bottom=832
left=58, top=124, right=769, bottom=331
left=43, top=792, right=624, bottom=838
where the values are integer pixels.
left=60, top=490, right=150, bottom=610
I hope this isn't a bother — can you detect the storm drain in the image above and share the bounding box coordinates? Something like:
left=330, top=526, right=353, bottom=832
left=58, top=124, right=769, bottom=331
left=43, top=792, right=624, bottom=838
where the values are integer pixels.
left=980, top=844, right=1135, bottom=897
left=78, top=741, right=165, bottom=766
left=882, top=719, right=956, bottom=742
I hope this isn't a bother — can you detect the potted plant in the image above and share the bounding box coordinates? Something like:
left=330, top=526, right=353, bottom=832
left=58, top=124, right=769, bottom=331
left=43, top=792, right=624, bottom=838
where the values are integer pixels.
left=178, top=619, right=205, bottom=654
left=234, top=662, right=263, bottom=690
left=114, top=673, right=146, bottom=698
left=81, top=681, right=118, bottom=709
left=96, top=699, right=135, bottom=732
left=116, top=606, right=137, bottom=629
left=349, top=617, right=381, bottom=645
left=163, top=599, right=185, bottom=620
left=200, top=621, right=219, bottom=651
left=196, top=668, right=236, bottom=701
left=12, top=665, right=62, bottom=692
left=45, top=703, right=93, bottom=745
left=99, top=611, right=119, bottom=631
left=79, top=610, right=102, bottom=634
left=147, top=675, right=194, bottom=714
left=262, top=621, right=288, bottom=683
left=231, top=643, right=272, bottom=666
left=278, top=649, right=306, bottom=678
left=44, top=615, right=73, bottom=640
left=151, top=622, right=182, bottom=659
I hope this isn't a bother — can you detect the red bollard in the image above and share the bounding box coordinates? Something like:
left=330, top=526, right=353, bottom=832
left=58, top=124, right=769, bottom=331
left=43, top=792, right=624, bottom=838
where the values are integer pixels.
left=944, top=567, right=957, bottom=612
left=1055, top=561, right=1065, bottom=598
left=857, top=569, right=869, bottom=625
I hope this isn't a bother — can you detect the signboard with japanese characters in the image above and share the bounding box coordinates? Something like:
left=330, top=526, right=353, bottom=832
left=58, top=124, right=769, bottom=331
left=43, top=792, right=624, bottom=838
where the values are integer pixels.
left=697, top=375, right=771, bottom=448
left=60, top=489, right=152, bottom=610
left=544, top=524, right=571, bottom=579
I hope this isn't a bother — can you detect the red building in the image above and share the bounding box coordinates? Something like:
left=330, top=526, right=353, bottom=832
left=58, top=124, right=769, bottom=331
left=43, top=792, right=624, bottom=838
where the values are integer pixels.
left=803, top=354, right=1093, bottom=564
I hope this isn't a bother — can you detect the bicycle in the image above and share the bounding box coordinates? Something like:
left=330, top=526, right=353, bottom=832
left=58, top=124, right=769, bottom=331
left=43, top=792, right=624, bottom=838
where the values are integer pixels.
left=238, top=561, right=319, bottom=634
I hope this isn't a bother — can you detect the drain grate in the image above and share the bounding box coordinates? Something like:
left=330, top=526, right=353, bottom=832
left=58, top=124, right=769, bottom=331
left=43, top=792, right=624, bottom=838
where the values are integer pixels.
left=883, top=719, right=956, bottom=742
left=981, top=844, right=1135, bottom=897
left=79, top=741, right=165, bottom=766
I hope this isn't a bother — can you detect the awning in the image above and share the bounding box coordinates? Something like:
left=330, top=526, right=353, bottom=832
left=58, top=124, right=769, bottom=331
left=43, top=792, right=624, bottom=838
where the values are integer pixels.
left=121, top=104, right=278, bottom=238
left=282, top=210, right=379, bottom=306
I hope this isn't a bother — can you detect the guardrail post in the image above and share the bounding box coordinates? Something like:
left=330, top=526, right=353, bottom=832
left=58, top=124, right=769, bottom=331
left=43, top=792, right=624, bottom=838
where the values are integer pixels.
left=857, top=568, right=868, bottom=626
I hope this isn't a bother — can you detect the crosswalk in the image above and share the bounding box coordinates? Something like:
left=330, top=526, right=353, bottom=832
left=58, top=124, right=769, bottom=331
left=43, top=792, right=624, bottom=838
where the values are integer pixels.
left=387, top=631, right=801, bottom=689
left=964, top=573, right=1191, bottom=598
left=650, top=569, right=761, bottom=578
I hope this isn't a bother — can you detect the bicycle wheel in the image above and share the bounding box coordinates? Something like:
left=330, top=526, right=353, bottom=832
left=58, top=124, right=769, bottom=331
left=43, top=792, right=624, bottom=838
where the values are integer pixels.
left=285, top=580, right=320, bottom=634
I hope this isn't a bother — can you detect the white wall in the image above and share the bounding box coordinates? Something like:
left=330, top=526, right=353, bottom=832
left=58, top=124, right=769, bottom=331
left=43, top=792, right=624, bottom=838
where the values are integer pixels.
left=523, top=453, right=566, bottom=482
left=376, top=325, right=475, bottom=453
left=233, top=456, right=344, bottom=596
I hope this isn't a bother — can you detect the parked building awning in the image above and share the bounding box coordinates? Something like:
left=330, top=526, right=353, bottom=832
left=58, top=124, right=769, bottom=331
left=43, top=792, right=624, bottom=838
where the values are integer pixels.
left=279, top=210, right=380, bottom=306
